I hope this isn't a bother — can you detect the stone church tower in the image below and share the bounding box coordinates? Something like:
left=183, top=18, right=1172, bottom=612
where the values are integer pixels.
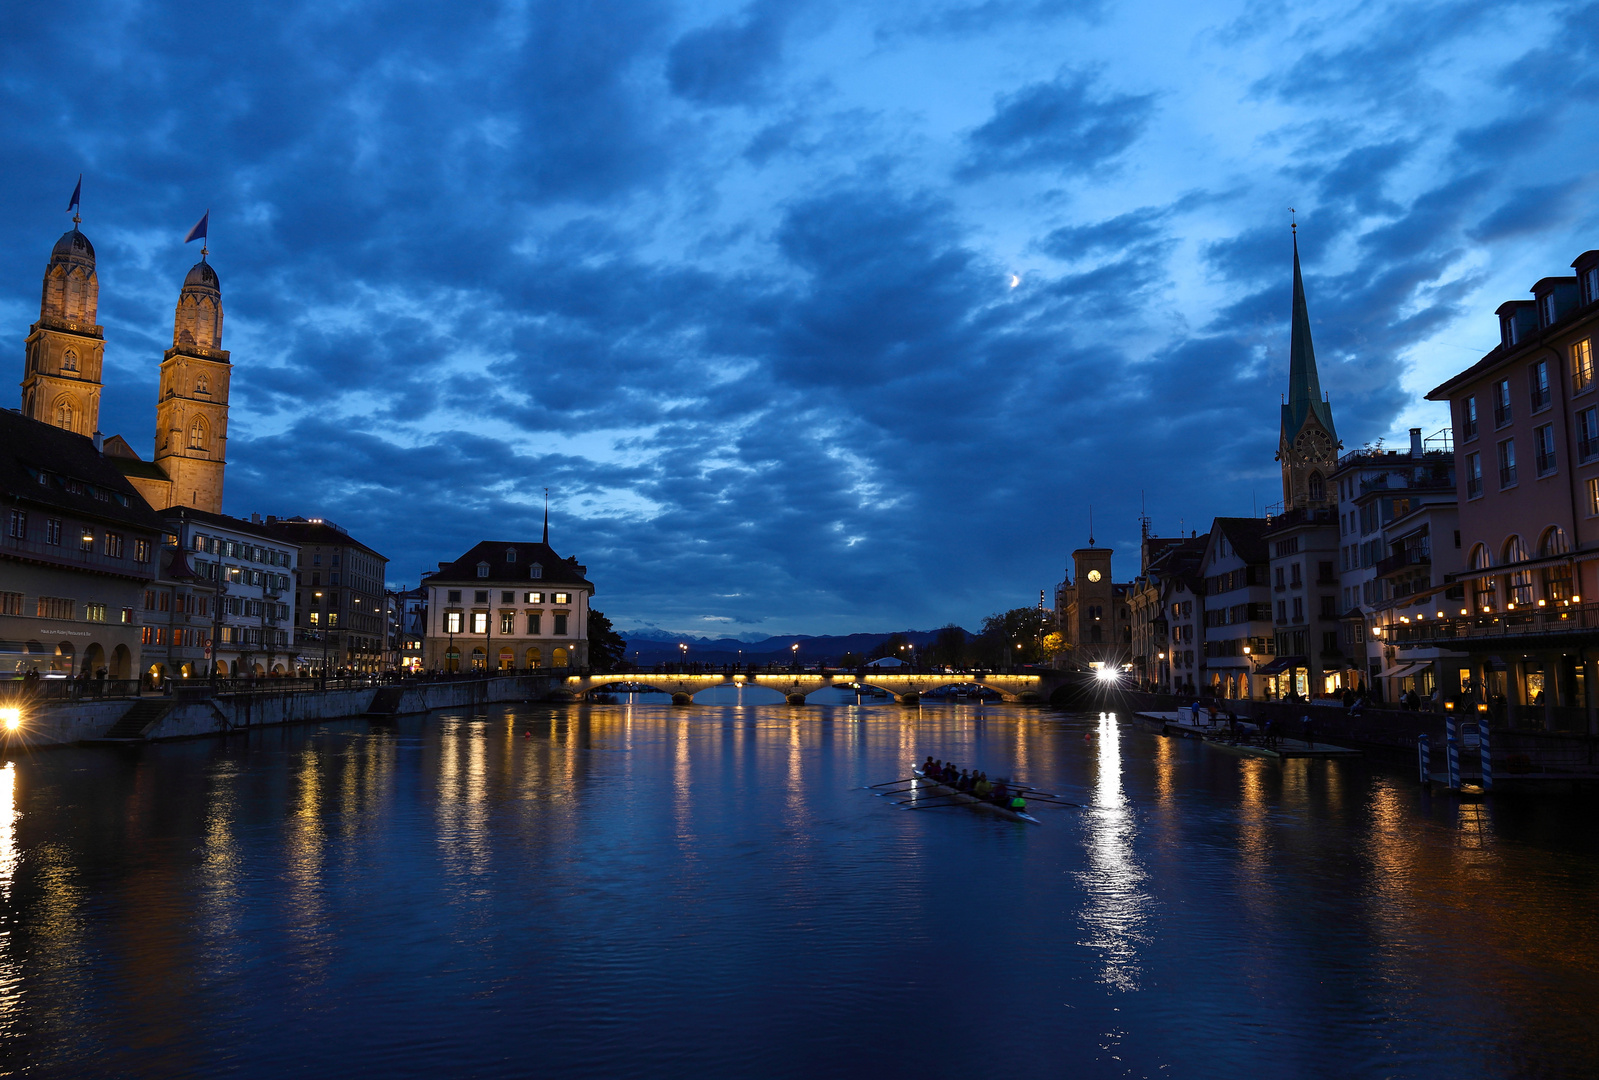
left=21, top=226, right=104, bottom=437
left=151, top=259, right=230, bottom=514
left=1277, top=230, right=1339, bottom=510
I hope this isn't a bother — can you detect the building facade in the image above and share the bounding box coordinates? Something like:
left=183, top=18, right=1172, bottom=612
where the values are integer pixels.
left=22, top=226, right=104, bottom=438
left=0, top=410, right=164, bottom=679
left=1415, top=246, right=1599, bottom=730
left=266, top=517, right=389, bottom=675
left=1201, top=518, right=1274, bottom=699
left=1054, top=546, right=1131, bottom=669
left=422, top=541, right=594, bottom=672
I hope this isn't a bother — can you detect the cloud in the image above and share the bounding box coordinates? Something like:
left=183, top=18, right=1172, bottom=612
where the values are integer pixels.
left=958, top=69, right=1154, bottom=179
left=667, top=0, right=792, bottom=106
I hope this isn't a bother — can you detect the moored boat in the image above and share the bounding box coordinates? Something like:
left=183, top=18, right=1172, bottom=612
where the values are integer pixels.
left=911, top=768, right=1041, bottom=824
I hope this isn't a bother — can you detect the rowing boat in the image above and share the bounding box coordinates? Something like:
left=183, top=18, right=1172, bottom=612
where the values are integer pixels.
left=911, top=768, right=1041, bottom=824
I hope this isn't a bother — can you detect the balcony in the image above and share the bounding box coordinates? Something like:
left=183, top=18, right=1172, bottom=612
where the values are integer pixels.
left=1581, top=435, right=1599, bottom=463
left=1385, top=602, right=1599, bottom=647
left=2, top=533, right=157, bottom=579
left=1375, top=549, right=1431, bottom=577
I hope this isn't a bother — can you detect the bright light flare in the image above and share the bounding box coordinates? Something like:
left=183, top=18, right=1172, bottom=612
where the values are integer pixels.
left=0, top=708, right=19, bottom=733
left=1095, top=666, right=1120, bottom=685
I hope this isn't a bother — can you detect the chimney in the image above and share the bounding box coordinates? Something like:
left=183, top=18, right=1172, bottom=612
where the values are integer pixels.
left=1409, top=428, right=1423, bottom=457
left=92, top=431, right=103, bottom=453
left=251, top=512, right=262, bottom=523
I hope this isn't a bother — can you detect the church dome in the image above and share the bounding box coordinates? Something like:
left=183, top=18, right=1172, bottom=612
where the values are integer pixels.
left=183, top=260, right=220, bottom=290
left=51, top=228, right=95, bottom=263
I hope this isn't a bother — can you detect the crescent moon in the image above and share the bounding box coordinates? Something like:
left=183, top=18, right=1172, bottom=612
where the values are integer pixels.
left=1008, top=274, right=1021, bottom=288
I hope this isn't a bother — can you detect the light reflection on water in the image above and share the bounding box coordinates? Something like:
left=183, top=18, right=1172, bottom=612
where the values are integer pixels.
left=0, top=705, right=1594, bottom=1079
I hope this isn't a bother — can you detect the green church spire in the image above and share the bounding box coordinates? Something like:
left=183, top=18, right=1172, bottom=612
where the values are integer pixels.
left=1282, top=229, right=1337, bottom=444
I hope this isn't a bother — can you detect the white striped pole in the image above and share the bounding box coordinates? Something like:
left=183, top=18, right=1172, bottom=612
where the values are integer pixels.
left=1445, top=716, right=1461, bottom=790
left=1479, top=719, right=1493, bottom=791
left=1417, top=733, right=1431, bottom=785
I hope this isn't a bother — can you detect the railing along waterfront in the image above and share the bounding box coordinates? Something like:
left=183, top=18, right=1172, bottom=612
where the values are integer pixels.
left=1383, top=600, right=1599, bottom=645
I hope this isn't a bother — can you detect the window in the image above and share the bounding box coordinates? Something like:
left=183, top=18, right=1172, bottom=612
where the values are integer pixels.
left=330, top=573, right=340, bottom=585
left=1290, top=564, right=1302, bottom=588
left=1578, top=407, right=1599, bottom=462
left=524, top=591, right=543, bottom=603
left=1498, top=439, right=1517, bottom=488
left=500, top=612, right=515, bottom=635
left=1535, top=424, right=1557, bottom=475
left=46, top=518, right=61, bottom=545
left=505, top=547, right=517, bottom=562
left=1320, top=596, right=1336, bottom=618
left=62, top=348, right=78, bottom=371
left=445, top=612, right=463, bottom=634
left=1505, top=536, right=1533, bottom=606
left=1274, top=567, right=1284, bottom=589
left=313, top=554, right=321, bottom=565
left=196, top=373, right=209, bottom=394
left=134, top=538, right=151, bottom=562
left=37, top=596, right=74, bottom=620
left=529, top=563, right=543, bottom=580
left=1, top=592, right=21, bottom=615
left=554, top=592, right=569, bottom=604
left=1540, top=528, right=1572, bottom=601
left=188, top=417, right=207, bottom=450
left=1494, top=379, right=1512, bottom=427
left=1308, top=473, right=1324, bottom=501
left=554, top=613, right=568, bottom=636
left=474, top=590, right=488, bottom=603
left=1466, top=452, right=1483, bottom=499
left=6, top=509, right=24, bottom=539
left=55, top=400, right=72, bottom=429
left=85, top=603, right=106, bottom=622
left=477, top=561, right=490, bottom=578
left=1589, top=478, right=1599, bottom=517
left=501, top=591, right=515, bottom=603
left=527, top=612, right=542, bottom=635
left=1318, top=561, right=1334, bottom=582
left=447, top=590, right=461, bottom=603
left=471, top=612, right=488, bottom=634
left=1530, top=361, right=1551, bottom=410
left=105, top=532, right=124, bottom=558
left=1291, top=597, right=1303, bottom=621
left=1277, top=600, right=1287, bottom=622
left=1575, top=339, right=1594, bottom=394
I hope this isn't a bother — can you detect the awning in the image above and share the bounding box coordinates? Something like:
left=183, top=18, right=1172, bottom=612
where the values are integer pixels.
left=1381, top=661, right=1429, bottom=681
left=1256, top=655, right=1306, bottom=676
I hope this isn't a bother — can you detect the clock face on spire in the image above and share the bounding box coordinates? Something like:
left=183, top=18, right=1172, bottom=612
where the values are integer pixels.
left=1294, top=428, right=1334, bottom=464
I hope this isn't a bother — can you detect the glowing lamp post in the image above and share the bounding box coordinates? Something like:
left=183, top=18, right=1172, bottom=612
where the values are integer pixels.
left=0, top=706, right=20, bottom=734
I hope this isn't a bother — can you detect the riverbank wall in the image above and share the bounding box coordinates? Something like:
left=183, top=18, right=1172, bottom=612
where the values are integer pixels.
left=15, top=675, right=561, bottom=748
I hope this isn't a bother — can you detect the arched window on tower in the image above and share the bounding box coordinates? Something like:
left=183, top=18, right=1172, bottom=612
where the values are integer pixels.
left=62, top=349, right=78, bottom=372
left=196, top=374, right=209, bottom=395
left=54, top=399, right=73, bottom=430
left=189, top=417, right=208, bottom=451
left=1308, top=472, right=1324, bottom=502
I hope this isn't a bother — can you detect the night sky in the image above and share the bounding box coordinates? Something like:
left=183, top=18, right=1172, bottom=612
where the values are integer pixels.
left=2, top=1, right=1594, bottom=636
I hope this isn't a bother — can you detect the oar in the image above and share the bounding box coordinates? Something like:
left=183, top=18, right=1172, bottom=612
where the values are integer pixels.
left=866, top=777, right=919, bottom=788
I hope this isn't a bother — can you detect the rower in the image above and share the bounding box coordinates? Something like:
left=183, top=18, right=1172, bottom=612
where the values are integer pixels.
left=991, top=778, right=1009, bottom=805
left=1009, top=792, right=1027, bottom=814
left=922, top=755, right=937, bottom=775
left=973, top=772, right=992, bottom=798
left=957, top=768, right=971, bottom=791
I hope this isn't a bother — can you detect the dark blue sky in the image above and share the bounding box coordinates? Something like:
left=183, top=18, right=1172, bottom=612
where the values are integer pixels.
left=3, top=0, right=1595, bottom=636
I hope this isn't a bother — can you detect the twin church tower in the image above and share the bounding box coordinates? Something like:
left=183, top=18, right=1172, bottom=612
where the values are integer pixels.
left=21, top=219, right=230, bottom=514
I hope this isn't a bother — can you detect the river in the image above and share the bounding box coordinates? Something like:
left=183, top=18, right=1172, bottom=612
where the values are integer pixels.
left=0, top=700, right=1595, bottom=1078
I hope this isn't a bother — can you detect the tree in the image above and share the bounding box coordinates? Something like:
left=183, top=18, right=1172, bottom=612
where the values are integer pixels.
left=839, top=651, right=863, bottom=669
left=974, top=607, right=1057, bottom=667
left=869, top=632, right=910, bottom=660
left=929, top=624, right=968, bottom=669
left=587, top=609, right=628, bottom=672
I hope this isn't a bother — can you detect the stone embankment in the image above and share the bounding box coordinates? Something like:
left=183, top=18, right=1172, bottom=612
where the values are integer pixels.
left=15, top=675, right=559, bottom=748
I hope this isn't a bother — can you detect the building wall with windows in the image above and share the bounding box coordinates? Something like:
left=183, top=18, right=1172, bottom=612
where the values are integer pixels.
left=1199, top=517, right=1273, bottom=699
left=0, top=410, right=163, bottom=679
left=265, top=516, right=389, bottom=674
left=1424, top=246, right=1599, bottom=727
left=136, top=509, right=297, bottom=681
left=422, top=541, right=594, bottom=672
left=1263, top=512, right=1342, bottom=698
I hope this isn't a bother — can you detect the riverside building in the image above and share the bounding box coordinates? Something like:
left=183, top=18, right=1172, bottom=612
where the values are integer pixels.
left=422, top=539, right=594, bottom=672
left=1200, top=518, right=1273, bottom=699
left=1416, top=246, right=1599, bottom=730
left=266, top=516, right=389, bottom=675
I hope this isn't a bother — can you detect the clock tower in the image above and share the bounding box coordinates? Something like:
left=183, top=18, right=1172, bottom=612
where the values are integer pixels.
left=1276, top=229, right=1338, bottom=510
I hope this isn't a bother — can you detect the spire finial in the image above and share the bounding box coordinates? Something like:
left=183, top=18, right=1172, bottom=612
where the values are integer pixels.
left=68, top=174, right=82, bottom=227
left=1088, top=504, right=1094, bottom=548
left=1290, top=207, right=1296, bottom=235
left=542, top=488, right=549, bottom=545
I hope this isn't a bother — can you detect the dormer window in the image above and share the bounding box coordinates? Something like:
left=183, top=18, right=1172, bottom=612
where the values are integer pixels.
left=505, top=547, right=516, bottom=562
left=477, top=561, right=490, bottom=578
left=529, top=562, right=543, bottom=580
left=1541, top=292, right=1557, bottom=326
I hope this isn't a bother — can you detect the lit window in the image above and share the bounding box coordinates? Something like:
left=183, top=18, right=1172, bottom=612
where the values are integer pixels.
left=554, top=592, right=569, bottom=604
left=500, top=612, right=515, bottom=635
left=1589, top=478, right=1599, bottom=517
left=524, top=591, right=543, bottom=603
left=445, top=612, right=463, bottom=634
left=1575, top=339, right=1594, bottom=393
left=471, top=612, right=488, bottom=634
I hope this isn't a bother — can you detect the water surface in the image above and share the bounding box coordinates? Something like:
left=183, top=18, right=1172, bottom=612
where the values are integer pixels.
left=1, top=704, right=1595, bottom=1078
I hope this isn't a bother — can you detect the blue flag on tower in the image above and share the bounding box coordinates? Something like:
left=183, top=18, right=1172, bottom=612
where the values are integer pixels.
left=184, top=210, right=209, bottom=244
left=67, top=175, right=81, bottom=213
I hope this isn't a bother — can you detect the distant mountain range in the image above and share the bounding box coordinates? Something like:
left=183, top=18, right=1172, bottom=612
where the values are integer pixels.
left=614, top=628, right=967, bottom=666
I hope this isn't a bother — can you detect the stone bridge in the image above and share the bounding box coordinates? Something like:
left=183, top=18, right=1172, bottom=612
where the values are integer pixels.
left=550, top=670, right=1088, bottom=704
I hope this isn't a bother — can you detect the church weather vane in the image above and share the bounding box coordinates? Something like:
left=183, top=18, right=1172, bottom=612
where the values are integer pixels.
left=184, top=208, right=210, bottom=260
left=67, top=174, right=82, bottom=226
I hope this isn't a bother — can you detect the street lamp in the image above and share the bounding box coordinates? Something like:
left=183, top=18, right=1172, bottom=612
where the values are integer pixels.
left=791, top=642, right=799, bottom=670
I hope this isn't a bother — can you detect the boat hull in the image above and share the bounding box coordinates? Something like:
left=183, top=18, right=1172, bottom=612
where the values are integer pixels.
left=911, top=769, right=1041, bottom=824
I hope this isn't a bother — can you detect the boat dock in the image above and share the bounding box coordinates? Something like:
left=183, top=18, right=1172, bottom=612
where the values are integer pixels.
left=1134, top=711, right=1362, bottom=759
